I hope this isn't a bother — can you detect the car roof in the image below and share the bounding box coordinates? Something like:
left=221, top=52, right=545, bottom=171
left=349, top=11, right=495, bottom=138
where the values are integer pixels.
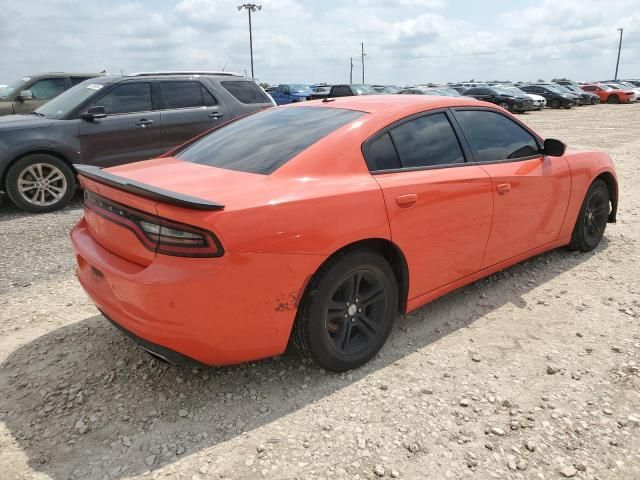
left=298, top=94, right=481, bottom=115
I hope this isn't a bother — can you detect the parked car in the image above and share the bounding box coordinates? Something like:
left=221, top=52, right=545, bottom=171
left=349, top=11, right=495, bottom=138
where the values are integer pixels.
left=0, top=72, right=104, bottom=116
left=579, top=84, right=634, bottom=104
left=70, top=95, right=618, bottom=371
left=400, top=86, right=472, bottom=99
left=0, top=72, right=275, bottom=213
left=552, top=84, right=595, bottom=106
left=601, top=82, right=639, bottom=101
left=371, top=85, right=401, bottom=94
left=463, top=86, right=535, bottom=113
left=520, top=84, right=577, bottom=109
left=270, top=84, right=313, bottom=105
left=625, top=80, right=640, bottom=88
left=399, top=86, right=440, bottom=95
left=327, top=84, right=378, bottom=98
left=554, top=84, right=599, bottom=105
left=496, top=85, right=546, bottom=110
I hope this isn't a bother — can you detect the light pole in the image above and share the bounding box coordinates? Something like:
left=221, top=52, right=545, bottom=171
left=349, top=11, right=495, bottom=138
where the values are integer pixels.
left=237, top=3, right=261, bottom=79
left=614, top=28, right=623, bottom=81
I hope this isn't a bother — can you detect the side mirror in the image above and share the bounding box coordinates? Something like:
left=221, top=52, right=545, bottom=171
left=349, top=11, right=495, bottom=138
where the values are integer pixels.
left=81, top=106, right=107, bottom=121
left=18, top=90, right=33, bottom=101
left=543, top=138, right=566, bottom=157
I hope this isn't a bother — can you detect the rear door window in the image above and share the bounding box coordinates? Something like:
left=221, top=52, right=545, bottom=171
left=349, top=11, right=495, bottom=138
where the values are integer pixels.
left=363, top=133, right=401, bottom=171
left=70, top=77, right=94, bottom=86
left=161, top=81, right=216, bottom=109
left=455, top=110, right=539, bottom=162
left=175, top=106, right=364, bottom=174
left=221, top=81, right=271, bottom=104
left=389, top=113, right=465, bottom=168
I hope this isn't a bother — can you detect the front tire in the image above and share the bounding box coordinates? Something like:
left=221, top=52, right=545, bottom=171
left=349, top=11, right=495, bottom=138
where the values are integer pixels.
left=293, top=249, right=398, bottom=372
left=569, top=179, right=610, bottom=252
left=550, top=98, right=561, bottom=109
left=5, top=154, right=75, bottom=213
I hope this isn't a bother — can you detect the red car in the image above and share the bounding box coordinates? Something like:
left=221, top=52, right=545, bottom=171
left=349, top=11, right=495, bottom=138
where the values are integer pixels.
left=580, top=84, right=634, bottom=104
left=71, top=96, right=618, bottom=371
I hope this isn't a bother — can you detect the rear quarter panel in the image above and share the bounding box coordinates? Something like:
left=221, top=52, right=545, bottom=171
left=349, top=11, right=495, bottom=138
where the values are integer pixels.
left=557, top=149, right=618, bottom=239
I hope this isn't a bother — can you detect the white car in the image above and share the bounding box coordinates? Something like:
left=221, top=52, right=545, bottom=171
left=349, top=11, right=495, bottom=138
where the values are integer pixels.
left=524, top=93, right=546, bottom=110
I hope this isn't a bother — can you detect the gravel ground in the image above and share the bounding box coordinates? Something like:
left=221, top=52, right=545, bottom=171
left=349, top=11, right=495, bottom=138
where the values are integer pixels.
left=0, top=104, right=639, bottom=480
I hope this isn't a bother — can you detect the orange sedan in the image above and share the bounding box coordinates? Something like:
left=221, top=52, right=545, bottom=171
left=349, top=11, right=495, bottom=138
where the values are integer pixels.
left=71, top=96, right=618, bottom=371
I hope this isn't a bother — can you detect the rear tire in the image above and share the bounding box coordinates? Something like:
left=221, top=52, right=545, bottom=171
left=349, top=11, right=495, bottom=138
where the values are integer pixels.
left=293, top=249, right=398, bottom=372
left=568, top=180, right=610, bottom=252
left=5, top=154, right=75, bottom=213
left=607, top=95, right=619, bottom=104
left=550, top=98, right=561, bottom=109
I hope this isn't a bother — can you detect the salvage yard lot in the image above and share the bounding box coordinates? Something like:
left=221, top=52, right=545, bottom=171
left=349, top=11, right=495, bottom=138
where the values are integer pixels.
left=0, top=105, right=639, bottom=479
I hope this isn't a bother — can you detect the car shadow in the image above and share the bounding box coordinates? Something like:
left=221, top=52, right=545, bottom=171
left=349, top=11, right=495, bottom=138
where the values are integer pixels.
left=0, top=241, right=606, bottom=479
left=0, top=191, right=83, bottom=221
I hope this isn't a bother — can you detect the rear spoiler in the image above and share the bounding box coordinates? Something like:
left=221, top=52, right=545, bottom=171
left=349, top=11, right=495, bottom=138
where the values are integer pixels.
left=74, top=165, right=225, bottom=211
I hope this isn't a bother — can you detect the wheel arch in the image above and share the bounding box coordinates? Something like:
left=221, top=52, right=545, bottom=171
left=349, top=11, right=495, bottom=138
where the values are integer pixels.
left=2, top=149, right=76, bottom=191
left=596, top=172, right=618, bottom=223
left=298, top=238, right=410, bottom=315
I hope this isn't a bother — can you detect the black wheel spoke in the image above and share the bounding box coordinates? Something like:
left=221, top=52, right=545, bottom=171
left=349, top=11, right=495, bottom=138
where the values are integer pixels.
left=337, top=322, right=352, bottom=351
left=327, top=299, right=346, bottom=313
left=323, top=267, right=389, bottom=356
left=592, top=206, right=608, bottom=217
left=360, top=288, right=385, bottom=308
left=358, top=313, right=378, bottom=338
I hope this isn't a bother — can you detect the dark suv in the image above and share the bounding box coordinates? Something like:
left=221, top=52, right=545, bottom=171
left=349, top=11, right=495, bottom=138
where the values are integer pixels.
left=0, top=72, right=275, bottom=212
left=0, top=72, right=103, bottom=116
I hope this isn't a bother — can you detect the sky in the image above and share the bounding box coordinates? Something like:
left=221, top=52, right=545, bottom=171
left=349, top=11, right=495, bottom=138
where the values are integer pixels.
left=1, top=0, right=639, bottom=86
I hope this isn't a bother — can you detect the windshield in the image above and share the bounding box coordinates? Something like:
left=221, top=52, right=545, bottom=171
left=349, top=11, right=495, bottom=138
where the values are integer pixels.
left=541, top=85, right=562, bottom=94
left=352, top=85, right=375, bottom=94
left=553, top=85, right=572, bottom=93
left=504, top=86, right=526, bottom=95
left=36, top=77, right=114, bottom=118
left=0, top=78, right=28, bottom=99
left=437, top=87, right=461, bottom=96
left=492, top=87, right=513, bottom=95
left=290, top=84, right=311, bottom=93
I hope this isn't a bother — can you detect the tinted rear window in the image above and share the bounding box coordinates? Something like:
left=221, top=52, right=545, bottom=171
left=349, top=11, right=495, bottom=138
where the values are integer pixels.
left=222, top=81, right=271, bottom=104
left=175, top=106, right=364, bottom=174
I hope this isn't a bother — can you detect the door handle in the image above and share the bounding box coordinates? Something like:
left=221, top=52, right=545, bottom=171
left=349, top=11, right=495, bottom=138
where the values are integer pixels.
left=396, top=193, right=417, bottom=207
left=208, top=112, right=224, bottom=119
left=496, top=183, right=511, bottom=194
left=135, top=119, right=154, bottom=127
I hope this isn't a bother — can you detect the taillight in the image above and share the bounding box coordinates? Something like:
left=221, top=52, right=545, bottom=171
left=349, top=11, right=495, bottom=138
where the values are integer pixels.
left=84, top=190, right=223, bottom=258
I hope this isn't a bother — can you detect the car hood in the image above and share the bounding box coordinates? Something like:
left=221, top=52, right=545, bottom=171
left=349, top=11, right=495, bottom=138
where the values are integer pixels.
left=525, top=93, right=545, bottom=101
left=0, top=114, right=55, bottom=132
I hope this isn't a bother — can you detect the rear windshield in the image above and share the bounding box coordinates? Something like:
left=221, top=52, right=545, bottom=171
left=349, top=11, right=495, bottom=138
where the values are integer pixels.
left=222, top=81, right=272, bottom=104
left=175, top=106, right=365, bottom=174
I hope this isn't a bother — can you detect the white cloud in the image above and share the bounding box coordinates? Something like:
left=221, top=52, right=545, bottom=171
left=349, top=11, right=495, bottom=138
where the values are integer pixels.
left=0, top=0, right=637, bottom=86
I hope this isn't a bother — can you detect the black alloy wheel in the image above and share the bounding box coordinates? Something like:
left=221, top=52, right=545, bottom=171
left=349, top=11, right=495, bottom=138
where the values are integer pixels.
left=324, top=270, right=388, bottom=356
left=293, top=249, right=398, bottom=372
left=569, top=180, right=610, bottom=252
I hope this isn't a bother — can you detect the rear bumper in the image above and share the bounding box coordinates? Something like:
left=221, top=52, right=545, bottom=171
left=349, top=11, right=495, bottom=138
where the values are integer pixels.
left=71, top=218, right=323, bottom=366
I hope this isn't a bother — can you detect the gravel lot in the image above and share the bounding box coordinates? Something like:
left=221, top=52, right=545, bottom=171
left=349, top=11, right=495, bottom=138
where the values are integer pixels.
left=0, top=104, right=639, bottom=480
